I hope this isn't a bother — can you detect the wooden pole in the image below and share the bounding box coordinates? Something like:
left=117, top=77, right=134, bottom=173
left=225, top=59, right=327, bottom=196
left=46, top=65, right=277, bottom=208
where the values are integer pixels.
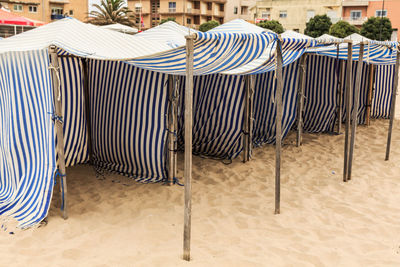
left=296, top=54, right=307, bottom=147
left=337, top=59, right=345, bottom=134
left=275, top=37, right=283, bottom=214
left=385, top=46, right=400, bottom=161
left=81, top=59, right=93, bottom=162
left=167, top=75, right=175, bottom=185
left=243, top=75, right=250, bottom=162
left=347, top=43, right=365, bottom=180
left=249, top=75, right=254, bottom=159
left=366, top=64, right=375, bottom=126
left=49, top=46, right=68, bottom=219
left=183, top=34, right=195, bottom=261
left=343, top=42, right=353, bottom=182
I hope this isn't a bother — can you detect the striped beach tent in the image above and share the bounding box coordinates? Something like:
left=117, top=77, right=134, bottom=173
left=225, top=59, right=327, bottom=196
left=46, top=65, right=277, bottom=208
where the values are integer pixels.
left=301, top=33, right=399, bottom=134
left=0, top=18, right=277, bottom=228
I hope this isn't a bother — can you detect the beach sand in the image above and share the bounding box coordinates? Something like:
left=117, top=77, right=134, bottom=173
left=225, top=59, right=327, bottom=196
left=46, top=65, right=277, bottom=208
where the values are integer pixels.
left=1, top=118, right=400, bottom=267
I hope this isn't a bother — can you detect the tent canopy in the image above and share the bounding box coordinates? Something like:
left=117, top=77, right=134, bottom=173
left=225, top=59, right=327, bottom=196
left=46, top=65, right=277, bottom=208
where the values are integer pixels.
left=0, top=9, right=44, bottom=26
left=100, top=23, right=138, bottom=34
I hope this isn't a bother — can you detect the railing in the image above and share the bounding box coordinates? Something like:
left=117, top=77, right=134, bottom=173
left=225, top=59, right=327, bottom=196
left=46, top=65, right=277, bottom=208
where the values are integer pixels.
left=51, top=14, right=66, bottom=20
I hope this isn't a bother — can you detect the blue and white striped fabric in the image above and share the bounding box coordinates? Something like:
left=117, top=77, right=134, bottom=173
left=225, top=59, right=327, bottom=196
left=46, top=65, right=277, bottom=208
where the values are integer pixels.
left=58, top=57, right=89, bottom=167
left=128, top=31, right=277, bottom=75
left=302, top=55, right=370, bottom=133
left=372, top=64, right=395, bottom=118
left=177, top=74, right=245, bottom=159
left=252, top=62, right=300, bottom=145
left=0, top=49, right=56, bottom=229
left=88, top=60, right=168, bottom=182
left=308, top=43, right=397, bottom=65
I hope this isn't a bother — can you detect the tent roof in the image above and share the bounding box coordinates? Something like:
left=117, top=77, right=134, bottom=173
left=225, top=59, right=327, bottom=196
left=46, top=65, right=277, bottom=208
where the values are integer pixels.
left=136, top=21, right=197, bottom=48
left=0, top=18, right=172, bottom=59
left=209, top=19, right=269, bottom=34
left=100, top=23, right=138, bottom=34
left=0, top=9, right=45, bottom=26
left=0, top=18, right=277, bottom=75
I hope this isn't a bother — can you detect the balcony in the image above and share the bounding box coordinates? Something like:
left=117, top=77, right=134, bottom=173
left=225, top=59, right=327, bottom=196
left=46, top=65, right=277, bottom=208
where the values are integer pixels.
left=51, top=14, right=66, bottom=20
left=187, top=8, right=200, bottom=14
left=343, top=16, right=368, bottom=25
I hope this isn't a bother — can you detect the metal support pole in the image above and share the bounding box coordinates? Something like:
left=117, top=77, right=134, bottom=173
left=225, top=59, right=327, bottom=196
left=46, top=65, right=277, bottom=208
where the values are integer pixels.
left=167, top=74, right=178, bottom=185
left=296, top=54, right=307, bottom=147
left=385, top=47, right=400, bottom=161
left=343, top=42, right=353, bottom=182
left=347, top=43, right=365, bottom=180
left=275, top=37, right=283, bottom=214
left=183, top=34, right=195, bottom=261
left=82, top=59, right=93, bottom=163
left=49, top=46, right=68, bottom=219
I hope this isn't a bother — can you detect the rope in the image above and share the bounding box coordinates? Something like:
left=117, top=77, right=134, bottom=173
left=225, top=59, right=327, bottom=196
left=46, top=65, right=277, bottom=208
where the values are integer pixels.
left=173, top=177, right=184, bottom=186
left=54, top=169, right=66, bottom=210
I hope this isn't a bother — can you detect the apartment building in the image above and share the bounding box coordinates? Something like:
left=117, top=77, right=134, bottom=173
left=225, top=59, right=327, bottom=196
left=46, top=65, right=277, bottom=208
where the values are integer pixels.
left=0, top=0, right=88, bottom=23
left=127, top=0, right=225, bottom=30
left=342, top=0, right=400, bottom=40
left=225, top=0, right=256, bottom=22
left=252, top=0, right=342, bottom=33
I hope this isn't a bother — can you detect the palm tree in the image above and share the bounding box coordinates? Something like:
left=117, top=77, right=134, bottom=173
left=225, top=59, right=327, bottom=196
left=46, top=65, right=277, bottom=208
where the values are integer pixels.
left=88, top=0, right=136, bottom=27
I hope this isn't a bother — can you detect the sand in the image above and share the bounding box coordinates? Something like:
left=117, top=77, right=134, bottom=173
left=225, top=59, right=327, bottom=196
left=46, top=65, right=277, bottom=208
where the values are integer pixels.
left=0, top=118, right=400, bottom=267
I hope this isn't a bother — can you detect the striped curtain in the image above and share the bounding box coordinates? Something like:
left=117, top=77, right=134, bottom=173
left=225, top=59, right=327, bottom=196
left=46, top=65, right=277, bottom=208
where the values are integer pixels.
left=303, top=55, right=369, bottom=133
left=177, top=74, right=245, bottom=160
left=0, top=49, right=56, bottom=228
left=58, top=57, right=89, bottom=167
left=88, top=60, right=168, bottom=182
left=252, top=62, right=300, bottom=145
left=372, top=64, right=395, bottom=118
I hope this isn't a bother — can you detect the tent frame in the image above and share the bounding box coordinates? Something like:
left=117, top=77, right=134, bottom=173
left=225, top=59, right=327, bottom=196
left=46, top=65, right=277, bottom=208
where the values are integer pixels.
left=49, top=46, right=68, bottom=219
left=385, top=45, right=400, bottom=160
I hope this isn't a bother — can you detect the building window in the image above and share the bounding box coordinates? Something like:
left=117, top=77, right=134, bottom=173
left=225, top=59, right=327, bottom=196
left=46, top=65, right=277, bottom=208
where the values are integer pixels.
left=241, top=6, right=248, bottom=15
left=13, top=4, right=23, bottom=12
left=51, top=7, right=63, bottom=15
left=193, top=15, right=200, bottom=25
left=350, top=10, right=362, bottom=20
left=219, top=4, right=224, bottom=12
left=187, top=18, right=191, bottom=24
left=135, top=7, right=141, bottom=13
left=168, top=2, right=176, bottom=13
left=376, top=10, right=387, bottom=17
left=206, top=16, right=211, bottom=21
left=207, top=2, right=212, bottom=11
left=234, top=7, right=238, bottom=14
left=261, top=11, right=270, bottom=19
left=151, top=1, right=160, bottom=14
left=69, top=10, right=74, bottom=16
left=28, top=6, right=37, bottom=13
left=307, top=10, right=315, bottom=21
left=193, top=1, right=200, bottom=9
left=293, top=29, right=299, bottom=32
left=279, top=11, right=287, bottom=18
left=218, top=17, right=223, bottom=24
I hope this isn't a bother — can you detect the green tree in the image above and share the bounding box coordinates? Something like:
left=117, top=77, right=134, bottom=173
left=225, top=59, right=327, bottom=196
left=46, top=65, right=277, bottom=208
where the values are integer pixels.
left=88, top=0, right=136, bottom=26
left=304, top=14, right=332, bottom=38
left=360, top=17, right=393, bottom=41
left=160, top=17, right=178, bottom=24
left=256, top=20, right=284, bottom=34
left=329, top=20, right=359, bottom=38
left=199, top=20, right=220, bottom=32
